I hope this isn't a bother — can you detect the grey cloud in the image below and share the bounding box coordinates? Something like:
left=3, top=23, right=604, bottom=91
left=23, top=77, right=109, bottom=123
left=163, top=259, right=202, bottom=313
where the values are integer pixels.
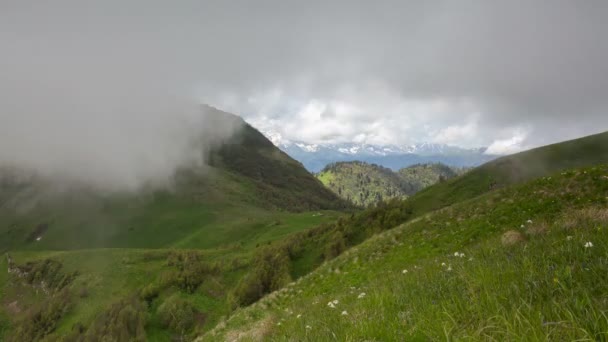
left=1, top=0, right=607, bottom=184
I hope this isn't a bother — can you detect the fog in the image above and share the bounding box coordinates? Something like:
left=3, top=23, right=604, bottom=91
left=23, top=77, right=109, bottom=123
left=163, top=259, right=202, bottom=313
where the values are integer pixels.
left=1, top=1, right=607, bottom=189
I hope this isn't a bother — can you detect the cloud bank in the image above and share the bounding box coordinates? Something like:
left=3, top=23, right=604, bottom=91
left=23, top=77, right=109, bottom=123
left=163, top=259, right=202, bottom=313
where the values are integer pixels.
left=1, top=0, right=607, bottom=187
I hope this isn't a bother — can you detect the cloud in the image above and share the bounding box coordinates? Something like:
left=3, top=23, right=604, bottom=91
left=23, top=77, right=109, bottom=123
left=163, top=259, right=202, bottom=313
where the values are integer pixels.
left=485, top=130, right=529, bottom=155
left=1, top=0, right=607, bottom=182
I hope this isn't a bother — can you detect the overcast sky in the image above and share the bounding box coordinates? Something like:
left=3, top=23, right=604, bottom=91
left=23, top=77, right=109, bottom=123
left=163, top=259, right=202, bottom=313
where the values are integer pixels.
left=1, top=1, right=607, bottom=186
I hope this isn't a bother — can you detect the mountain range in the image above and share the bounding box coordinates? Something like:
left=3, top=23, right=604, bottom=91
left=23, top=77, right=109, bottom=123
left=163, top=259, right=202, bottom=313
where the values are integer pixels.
left=261, top=130, right=498, bottom=172
left=1, top=108, right=608, bottom=341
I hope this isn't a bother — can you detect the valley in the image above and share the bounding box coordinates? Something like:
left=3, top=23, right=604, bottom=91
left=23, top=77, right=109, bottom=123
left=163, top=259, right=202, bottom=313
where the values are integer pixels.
left=1, top=112, right=607, bottom=341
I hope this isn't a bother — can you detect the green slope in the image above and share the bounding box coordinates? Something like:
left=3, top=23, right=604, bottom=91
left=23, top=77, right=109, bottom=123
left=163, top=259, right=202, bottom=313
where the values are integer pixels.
left=0, top=107, right=349, bottom=341
left=206, top=164, right=608, bottom=341
left=409, top=130, right=608, bottom=216
left=0, top=106, right=347, bottom=252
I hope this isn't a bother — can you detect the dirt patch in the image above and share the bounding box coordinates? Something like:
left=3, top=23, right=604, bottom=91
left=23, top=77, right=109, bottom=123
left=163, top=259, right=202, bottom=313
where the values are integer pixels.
left=501, top=230, right=526, bottom=246
left=6, top=300, right=21, bottom=314
left=526, top=222, right=549, bottom=236
left=225, top=316, right=274, bottom=342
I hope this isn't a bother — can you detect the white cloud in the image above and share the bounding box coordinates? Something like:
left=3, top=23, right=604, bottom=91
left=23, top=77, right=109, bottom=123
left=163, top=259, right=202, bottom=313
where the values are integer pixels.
left=485, top=130, right=529, bottom=155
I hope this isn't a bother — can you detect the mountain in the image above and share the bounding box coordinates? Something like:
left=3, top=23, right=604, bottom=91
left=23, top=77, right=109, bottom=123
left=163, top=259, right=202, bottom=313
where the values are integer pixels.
left=208, top=162, right=608, bottom=341
left=0, top=106, right=347, bottom=252
left=317, top=161, right=464, bottom=206
left=407, top=130, right=608, bottom=216
left=262, top=130, right=497, bottom=172
left=3, top=128, right=608, bottom=341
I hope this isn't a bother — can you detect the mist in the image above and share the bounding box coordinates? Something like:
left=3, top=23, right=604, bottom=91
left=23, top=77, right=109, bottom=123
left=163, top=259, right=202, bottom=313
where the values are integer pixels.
left=2, top=0, right=607, bottom=188
left=0, top=2, right=243, bottom=191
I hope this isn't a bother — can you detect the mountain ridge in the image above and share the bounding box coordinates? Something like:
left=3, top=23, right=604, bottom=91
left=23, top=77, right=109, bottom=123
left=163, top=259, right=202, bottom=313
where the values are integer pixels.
left=260, top=130, right=496, bottom=172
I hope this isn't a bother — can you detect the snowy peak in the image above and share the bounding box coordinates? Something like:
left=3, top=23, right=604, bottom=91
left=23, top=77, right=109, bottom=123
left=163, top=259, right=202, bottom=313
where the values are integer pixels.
left=259, top=130, right=496, bottom=172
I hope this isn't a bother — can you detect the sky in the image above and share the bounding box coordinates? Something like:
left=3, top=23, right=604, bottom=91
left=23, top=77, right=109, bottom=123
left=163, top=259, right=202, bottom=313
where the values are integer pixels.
left=1, top=1, right=607, bottom=186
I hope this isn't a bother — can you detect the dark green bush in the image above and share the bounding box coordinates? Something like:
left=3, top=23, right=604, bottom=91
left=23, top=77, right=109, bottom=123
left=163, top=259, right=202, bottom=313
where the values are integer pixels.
left=157, top=294, right=199, bottom=335
left=234, top=246, right=292, bottom=306
left=9, top=289, right=72, bottom=342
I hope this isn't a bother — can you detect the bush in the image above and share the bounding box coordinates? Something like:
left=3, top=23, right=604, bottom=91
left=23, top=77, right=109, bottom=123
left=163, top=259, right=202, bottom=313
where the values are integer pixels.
left=77, top=297, right=148, bottom=342
left=9, top=289, right=72, bottom=342
left=157, top=294, right=199, bottom=335
left=234, top=246, right=292, bottom=306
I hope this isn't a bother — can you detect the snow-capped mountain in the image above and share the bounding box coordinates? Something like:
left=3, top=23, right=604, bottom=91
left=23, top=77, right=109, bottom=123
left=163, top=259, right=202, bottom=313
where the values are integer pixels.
left=261, top=130, right=495, bottom=172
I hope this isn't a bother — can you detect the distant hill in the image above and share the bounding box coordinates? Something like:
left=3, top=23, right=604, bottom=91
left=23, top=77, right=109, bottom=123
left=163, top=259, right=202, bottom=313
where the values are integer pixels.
left=263, top=130, right=497, bottom=172
left=0, top=106, right=347, bottom=251
left=317, top=161, right=464, bottom=206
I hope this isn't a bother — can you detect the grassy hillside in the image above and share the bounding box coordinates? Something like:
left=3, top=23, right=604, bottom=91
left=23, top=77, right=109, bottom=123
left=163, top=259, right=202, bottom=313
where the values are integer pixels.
left=0, top=211, right=342, bottom=342
left=205, top=164, right=608, bottom=340
left=408, top=130, right=608, bottom=216
left=0, top=107, right=350, bottom=341
left=317, top=162, right=462, bottom=207
left=0, top=107, right=347, bottom=252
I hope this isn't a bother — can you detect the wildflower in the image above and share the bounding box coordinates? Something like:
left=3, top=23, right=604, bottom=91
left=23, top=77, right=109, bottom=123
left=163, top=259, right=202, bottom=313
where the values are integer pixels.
left=332, top=299, right=339, bottom=305
left=441, top=262, right=446, bottom=267
left=297, top=314, right=302, bottom=318
left=567, top=236, right=573, bottom=241
left=468, top=257, right=473, bottom=261
left=327, top=302, right=336, bottom=308
left=584, top=241, right=594, bottom=248
left=402, top=269, right=408, bottom=274
left=357, top=292, right=366, bottom=299
left=459, top=253, right=465, bottom=258
left=306, top=325, right=312, bottom=330
left=277, top=322, right=282, bottom=326
left=447, top=265, right=452, bottom=271
left=520, top=224, right=525, bottom=228
left=527, top=219, right=533, bottom=224
left=454, top=252, right=459, bottom=257
left=341, top=310, right=348, bottom=316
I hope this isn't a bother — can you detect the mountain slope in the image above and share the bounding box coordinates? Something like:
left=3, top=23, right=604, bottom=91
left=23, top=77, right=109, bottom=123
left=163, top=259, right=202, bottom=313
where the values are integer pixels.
left=0, top=106, right=347, bottom=252
left=205, top=164, right=608, bottom=341
left=317, top=162, right=408, bottom=206
left=317, top=162, right=462, bottom=206
left=408, top=130, right=608, bottom=216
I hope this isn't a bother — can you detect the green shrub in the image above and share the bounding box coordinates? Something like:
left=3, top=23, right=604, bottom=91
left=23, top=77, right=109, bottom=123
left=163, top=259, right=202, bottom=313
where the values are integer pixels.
left=8, top=289, right=72, bottom=342
left=157, top=294, right=199, bottom=335
left=234, top=246, right=292, bottom=306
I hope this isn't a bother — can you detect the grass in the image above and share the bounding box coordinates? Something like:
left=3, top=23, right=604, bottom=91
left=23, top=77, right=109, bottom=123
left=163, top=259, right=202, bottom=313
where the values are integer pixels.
left=0, top=208, right=343, bottom=340
left=408, top=130, right=608, bottom=216
left=205, top=164, right=608, bottom=340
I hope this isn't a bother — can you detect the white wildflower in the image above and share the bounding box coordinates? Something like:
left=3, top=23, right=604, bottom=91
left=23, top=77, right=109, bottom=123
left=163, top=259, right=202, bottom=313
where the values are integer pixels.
left=441, top=262, right=446, bottom=267
left=454, top=252, right=459, bottom=257
left=567, top=236, right=573, bottom=241
left=447, top=265, right=452, bottom=271
left=520, top=224, right=525, bottom=228
left=297, top=314, right=302, bottom=318
left=584, top=241, right=594, bottom=248
left=357, top=292, right=366, bottom=299
left=306, top=325, right=312, bottom=330
left=332, top=299, right=339, bottom=305
left=527, top=219, right=533, bottom=224
left=277, top=322, right=282, bottom=326
left=468, top=257, right=473, bottom=261
left=341, top=310, right=348, bottom=316
left=327, top=302, right=336, bottom=308
left=402, top=269, right=408, bottom=274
